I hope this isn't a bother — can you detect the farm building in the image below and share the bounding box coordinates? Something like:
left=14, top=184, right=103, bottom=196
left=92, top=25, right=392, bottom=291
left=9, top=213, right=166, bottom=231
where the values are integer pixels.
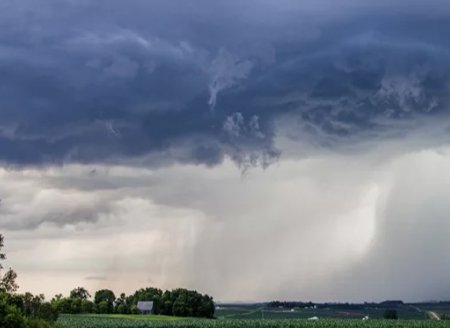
left=137, top=301, right=154, bottom=314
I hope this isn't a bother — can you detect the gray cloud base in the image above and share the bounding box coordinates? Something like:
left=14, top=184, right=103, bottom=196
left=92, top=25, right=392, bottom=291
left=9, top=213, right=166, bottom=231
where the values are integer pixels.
left=3, top=148, right=450, bottom=302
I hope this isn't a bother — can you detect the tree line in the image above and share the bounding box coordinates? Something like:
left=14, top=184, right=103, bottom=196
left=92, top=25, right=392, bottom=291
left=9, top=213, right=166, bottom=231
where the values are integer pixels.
left=52, top=286, right=215, bottom=318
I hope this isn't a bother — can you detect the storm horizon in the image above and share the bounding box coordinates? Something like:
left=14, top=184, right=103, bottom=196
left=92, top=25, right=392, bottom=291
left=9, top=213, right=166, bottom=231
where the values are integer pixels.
left=1, top=0, right=450, bottom=303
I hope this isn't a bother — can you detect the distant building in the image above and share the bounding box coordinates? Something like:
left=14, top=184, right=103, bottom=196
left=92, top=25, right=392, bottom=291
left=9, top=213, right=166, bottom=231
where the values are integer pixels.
left=137, top=301, right=154, bottom=314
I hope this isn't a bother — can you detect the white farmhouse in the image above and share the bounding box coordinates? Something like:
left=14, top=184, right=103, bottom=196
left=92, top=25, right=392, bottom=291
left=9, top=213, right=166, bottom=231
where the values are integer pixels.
left=137, top=301, right=154, bottom=315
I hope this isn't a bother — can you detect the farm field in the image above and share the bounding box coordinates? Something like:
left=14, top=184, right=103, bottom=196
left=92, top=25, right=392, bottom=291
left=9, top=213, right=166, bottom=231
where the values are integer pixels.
left=60, top=314, right=183, bottom=321
left=57, top=302, right=450, bottom=327
left=57, top=315, right=450, bottom=328
left=57, top=314, right=183, bottom=327
left=215, top=304, right=429, bottom=320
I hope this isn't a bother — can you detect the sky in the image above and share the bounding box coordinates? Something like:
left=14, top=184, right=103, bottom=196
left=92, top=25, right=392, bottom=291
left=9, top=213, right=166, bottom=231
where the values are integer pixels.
left=1, top=0, right=450, bottom=302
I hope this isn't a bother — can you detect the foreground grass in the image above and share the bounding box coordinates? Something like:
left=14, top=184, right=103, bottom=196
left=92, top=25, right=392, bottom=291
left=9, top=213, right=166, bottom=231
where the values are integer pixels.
left=57, top=315, right=450, bottom=328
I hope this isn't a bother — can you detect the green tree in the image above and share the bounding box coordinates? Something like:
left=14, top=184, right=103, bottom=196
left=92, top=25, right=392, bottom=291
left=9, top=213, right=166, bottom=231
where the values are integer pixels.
left=130, top=304, right=138, bottom=314
left=115, top=293, right=129, bottom=314
left=35, top=302, right=58, bottom=322
left=198, top=295, right=215, bottom=318
left=0, top=235, right=6, bottom=269
left=22, top=292, right=44, bottom=316
left=94, top=289, right=115, bottom=314
left=3, top=307, right=26, bottom=328
left=159, top=291, right=173, bottom=315
left=81, top=299, right=94, bottom=313
left=158, top=288, right=214, bottom=318
left=51, top=297, right=71, bottom=314
left=97, top=301, right=110, bottom=314
left=1, top=268, right=19, bottom=293
left=0, top=235, right=18, bottom=294
left=116, top=304, right=127, bottom=314
left=52, top=294, right=63, bottom=302
left=70, top=298, right=82, bottom=314
left=70, top=287, right=91, bottom=300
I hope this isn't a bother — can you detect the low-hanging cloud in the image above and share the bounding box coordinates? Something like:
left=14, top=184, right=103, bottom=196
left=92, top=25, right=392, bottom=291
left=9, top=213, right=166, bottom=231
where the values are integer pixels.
left=3, top=143, right=450, bottom=301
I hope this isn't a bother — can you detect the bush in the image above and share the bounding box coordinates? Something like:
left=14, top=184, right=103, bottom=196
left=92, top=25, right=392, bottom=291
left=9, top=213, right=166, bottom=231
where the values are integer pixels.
left=35, top=302, right=58, bottom=322
left=3, top=308, right=26, bottom=328
left=130, top=305, right=138, bottom=314
left=116, top=304, right=128, bottom=314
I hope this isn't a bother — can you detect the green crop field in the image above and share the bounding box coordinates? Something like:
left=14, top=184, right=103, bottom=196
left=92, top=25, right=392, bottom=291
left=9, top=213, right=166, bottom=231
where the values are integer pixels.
left=57, top=314, right=182, bottom=327
left=61, top=314, right=182, bottom=321
left=214, top=304, right=429, bottom=320
left=57, top=315, right=450, bottom=328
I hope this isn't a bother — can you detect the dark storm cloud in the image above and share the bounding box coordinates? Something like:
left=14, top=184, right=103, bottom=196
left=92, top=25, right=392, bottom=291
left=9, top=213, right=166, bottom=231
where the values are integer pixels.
left=1, top=0, right=450, bottom=166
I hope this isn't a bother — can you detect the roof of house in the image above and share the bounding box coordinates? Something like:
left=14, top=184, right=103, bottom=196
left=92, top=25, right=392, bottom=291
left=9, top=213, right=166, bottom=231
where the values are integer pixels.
left=137, top=301, right=154, bottom=311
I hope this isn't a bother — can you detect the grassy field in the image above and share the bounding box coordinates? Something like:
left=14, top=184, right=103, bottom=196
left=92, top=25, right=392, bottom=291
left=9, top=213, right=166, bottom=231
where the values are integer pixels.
left=57, top=315, right=450, bottom=328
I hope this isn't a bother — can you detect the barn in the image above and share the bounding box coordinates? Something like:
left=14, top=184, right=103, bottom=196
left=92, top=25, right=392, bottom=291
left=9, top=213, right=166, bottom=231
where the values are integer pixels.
left=137, top=301, right=154, bottom=315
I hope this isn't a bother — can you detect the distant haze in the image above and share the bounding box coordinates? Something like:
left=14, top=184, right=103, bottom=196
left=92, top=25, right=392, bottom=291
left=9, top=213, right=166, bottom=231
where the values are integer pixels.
left=1, top=0, right=450, bottom=302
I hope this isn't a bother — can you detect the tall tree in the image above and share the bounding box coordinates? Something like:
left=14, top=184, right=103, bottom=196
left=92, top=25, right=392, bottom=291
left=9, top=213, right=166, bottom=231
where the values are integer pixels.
left=94, top=289, right=116, bottom=305
left=115, top=293, right=129, bottom=314
left=1, top=268, right=19, bottom=293
left=94, top=289, right=115, bottom=314
left=70, top=287, right=91, bottom=300
left=0, top=234, right=18, bottom=293
left=0, top=234, right=6, bottom=270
